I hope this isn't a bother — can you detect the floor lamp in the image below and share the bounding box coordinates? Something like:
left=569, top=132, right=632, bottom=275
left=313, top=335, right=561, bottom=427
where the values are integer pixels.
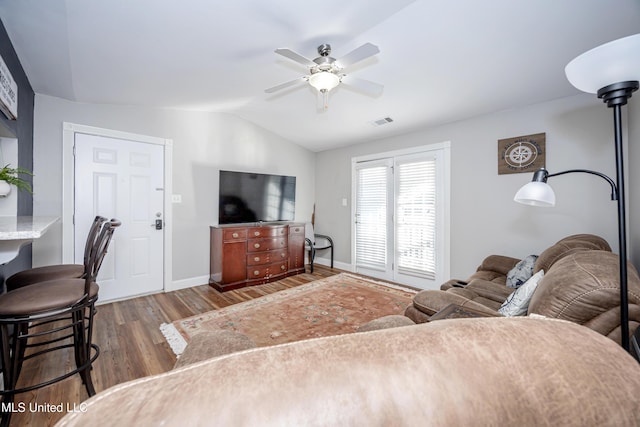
left=514, top=33, right=639, bottom=352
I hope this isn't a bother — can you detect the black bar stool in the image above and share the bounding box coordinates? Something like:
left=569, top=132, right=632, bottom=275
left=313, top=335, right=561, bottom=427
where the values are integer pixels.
left=0, top=219, right=120, bottom=427
left=5, top=216, right=108, bottom=291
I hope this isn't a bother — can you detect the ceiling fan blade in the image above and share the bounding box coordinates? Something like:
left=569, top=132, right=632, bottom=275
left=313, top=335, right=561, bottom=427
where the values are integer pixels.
left=265, top=77, right=307, bottom=93
left=335, top=43, right=380, bottom=69
left=341, top=75, right=384, bottom=97
left=274, top=48, right=315, bottom=67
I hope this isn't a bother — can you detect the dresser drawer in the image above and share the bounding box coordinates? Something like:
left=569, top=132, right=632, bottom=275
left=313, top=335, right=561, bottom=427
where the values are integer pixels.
left=289, top=224, right=304, bottom=235
left=247, top=237, right=287, bottom=252
left=247, top=261, right=288, bottom=279
left=223, top=228, right=247, bottom=242
left=248, top=226, right=288, bottom=238
left=247, top=249, right=288, bottom=266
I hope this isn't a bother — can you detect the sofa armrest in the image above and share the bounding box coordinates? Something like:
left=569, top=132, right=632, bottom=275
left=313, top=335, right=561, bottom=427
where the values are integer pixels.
left=476, top=255, right=521, bottom=276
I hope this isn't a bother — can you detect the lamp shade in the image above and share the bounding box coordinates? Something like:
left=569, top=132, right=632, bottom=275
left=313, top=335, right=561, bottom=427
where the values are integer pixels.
left=309, top=72, right=340, bottom=92
left=565, top=33, right=640, bottom=93
left=514, top=181, right=556, bottom=207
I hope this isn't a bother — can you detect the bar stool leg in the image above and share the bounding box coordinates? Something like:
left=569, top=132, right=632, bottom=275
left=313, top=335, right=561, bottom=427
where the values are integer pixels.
left=0, top=322, right=20, bottom=427
left=73, top=305, right=97, bottom=396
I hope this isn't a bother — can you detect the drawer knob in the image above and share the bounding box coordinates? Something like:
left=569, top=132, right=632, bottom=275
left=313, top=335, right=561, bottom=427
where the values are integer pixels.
left=281, top=265, right=286, bottom=271
left=280, top=241, right=285, bottom=246
left=254, top=256, right=260, bottom=262
left=254, top=243, right=261, bottom=249
left=232, top=232, right=239, bottom=238
left=254, top=270, right=260, bottom=276
left=254, top=231, right=261, bottom=236
left=281, top=253, right=285, bottom=258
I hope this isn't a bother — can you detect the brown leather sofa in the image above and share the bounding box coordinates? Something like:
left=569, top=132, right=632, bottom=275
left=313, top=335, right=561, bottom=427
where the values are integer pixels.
left=405, top=234, right=640, bottom=344
left=56, top=317, right=640, bottom=426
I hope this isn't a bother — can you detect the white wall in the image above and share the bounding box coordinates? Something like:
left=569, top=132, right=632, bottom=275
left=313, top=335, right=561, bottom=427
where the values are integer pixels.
left=32, top=94, right=316, bottom=285
left=315, top=94, right=627, bottom=278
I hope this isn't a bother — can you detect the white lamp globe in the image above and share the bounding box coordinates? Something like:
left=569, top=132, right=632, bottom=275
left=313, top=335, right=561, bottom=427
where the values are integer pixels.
left=514, top=182, right=556, bottom=207
left=565, top=33, right=640, bottom=93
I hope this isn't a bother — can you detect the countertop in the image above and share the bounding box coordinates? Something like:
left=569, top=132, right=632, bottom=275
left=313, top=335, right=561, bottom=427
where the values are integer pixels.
left=0, top=216, right=59, bottom=240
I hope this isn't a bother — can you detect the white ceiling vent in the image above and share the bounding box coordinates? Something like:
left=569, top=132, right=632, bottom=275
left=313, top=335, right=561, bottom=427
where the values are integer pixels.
left=371, top=117, right=394, bottom=126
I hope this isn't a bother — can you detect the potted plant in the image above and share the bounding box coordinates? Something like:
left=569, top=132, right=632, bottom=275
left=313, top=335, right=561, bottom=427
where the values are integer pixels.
left=0, top=164, right=32, bottom=197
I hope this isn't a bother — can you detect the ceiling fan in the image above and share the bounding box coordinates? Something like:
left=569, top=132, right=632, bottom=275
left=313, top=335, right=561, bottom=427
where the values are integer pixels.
left=265, top=42, right=383, bottom=109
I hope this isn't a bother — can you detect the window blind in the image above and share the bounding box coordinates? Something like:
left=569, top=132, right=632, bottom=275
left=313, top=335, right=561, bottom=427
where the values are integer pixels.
left=396, top=158, right=437, bottom=279
left=355, top=164, right=389, bottom=270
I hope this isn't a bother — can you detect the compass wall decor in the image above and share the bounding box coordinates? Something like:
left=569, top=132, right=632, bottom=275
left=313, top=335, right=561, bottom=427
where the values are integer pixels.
left=497, top=132, right=545, bottom=175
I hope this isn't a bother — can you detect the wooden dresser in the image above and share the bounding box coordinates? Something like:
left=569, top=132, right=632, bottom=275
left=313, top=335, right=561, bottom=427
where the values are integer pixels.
left=209, top=223, right=306, bottom=291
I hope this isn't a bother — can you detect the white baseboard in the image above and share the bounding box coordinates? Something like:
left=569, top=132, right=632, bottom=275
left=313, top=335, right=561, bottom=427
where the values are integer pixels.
left=168, top=275, right=210, bottom=292
left=312, top=257, right=354, bottom=273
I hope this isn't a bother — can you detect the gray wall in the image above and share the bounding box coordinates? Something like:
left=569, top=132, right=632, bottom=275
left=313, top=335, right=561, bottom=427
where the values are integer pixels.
left=31, top=90, right=639, bottom=287
left=0, top=19, right=34, bottom=283
left=32, top=94, right=316, bottom=285
left=315, top=94, right=631, bottom=278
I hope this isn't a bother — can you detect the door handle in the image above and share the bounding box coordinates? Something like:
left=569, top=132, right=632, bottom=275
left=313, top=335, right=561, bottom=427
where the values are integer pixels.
left=153, top=219, right=163, bottom=230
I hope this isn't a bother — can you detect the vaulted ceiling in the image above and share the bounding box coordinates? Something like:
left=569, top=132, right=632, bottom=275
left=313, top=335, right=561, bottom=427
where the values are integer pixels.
left=1, top=0, right=639, bottom=151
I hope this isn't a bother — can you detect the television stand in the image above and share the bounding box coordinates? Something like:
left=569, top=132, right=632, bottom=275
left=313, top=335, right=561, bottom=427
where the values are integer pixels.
left=209, top=223, right=306, bottom=292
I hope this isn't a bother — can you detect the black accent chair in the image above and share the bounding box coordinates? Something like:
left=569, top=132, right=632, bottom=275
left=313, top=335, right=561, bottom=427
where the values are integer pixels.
left=304, top=223, right=334, bottom=273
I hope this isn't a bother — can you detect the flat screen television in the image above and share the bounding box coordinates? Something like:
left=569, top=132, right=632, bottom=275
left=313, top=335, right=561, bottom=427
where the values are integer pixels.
left=219, top=170, right=296, bottom=225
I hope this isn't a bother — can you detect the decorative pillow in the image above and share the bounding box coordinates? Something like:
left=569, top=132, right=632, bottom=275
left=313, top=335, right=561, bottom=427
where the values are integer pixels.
left=506, top=255, right=538, bottom=288
left=498, top=270, right=544, bottom=317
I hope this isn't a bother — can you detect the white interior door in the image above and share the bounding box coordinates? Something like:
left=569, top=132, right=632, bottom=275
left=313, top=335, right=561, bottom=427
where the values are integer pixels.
left=74, top=133, right=165, bottom=302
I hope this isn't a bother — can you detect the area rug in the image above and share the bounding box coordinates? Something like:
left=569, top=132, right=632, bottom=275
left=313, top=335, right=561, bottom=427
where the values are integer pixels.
left=160, top=273, right=416, bottom=356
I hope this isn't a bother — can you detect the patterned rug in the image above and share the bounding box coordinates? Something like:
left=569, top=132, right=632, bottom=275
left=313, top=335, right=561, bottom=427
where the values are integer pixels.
left=160, top=273, right=416, bottom=356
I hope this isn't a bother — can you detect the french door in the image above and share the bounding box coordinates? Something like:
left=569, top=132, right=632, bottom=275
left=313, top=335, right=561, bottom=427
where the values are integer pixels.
left=354, top=145, right=448, bottom=289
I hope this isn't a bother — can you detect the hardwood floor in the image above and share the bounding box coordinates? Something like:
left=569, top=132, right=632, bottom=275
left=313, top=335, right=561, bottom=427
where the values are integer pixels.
left=7, top=265, right=340, bottom=427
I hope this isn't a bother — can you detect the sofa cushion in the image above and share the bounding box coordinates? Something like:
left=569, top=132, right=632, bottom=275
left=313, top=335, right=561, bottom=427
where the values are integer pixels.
left=464, top=279, right=513, bottom=303
left=506, top=255, right=538, bottom=288
left=498, top=270, right=545, bottom=317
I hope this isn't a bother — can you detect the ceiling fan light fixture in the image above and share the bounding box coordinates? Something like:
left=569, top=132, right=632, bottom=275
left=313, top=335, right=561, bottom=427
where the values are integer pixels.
left=309, top=71, right=340, bottom=92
